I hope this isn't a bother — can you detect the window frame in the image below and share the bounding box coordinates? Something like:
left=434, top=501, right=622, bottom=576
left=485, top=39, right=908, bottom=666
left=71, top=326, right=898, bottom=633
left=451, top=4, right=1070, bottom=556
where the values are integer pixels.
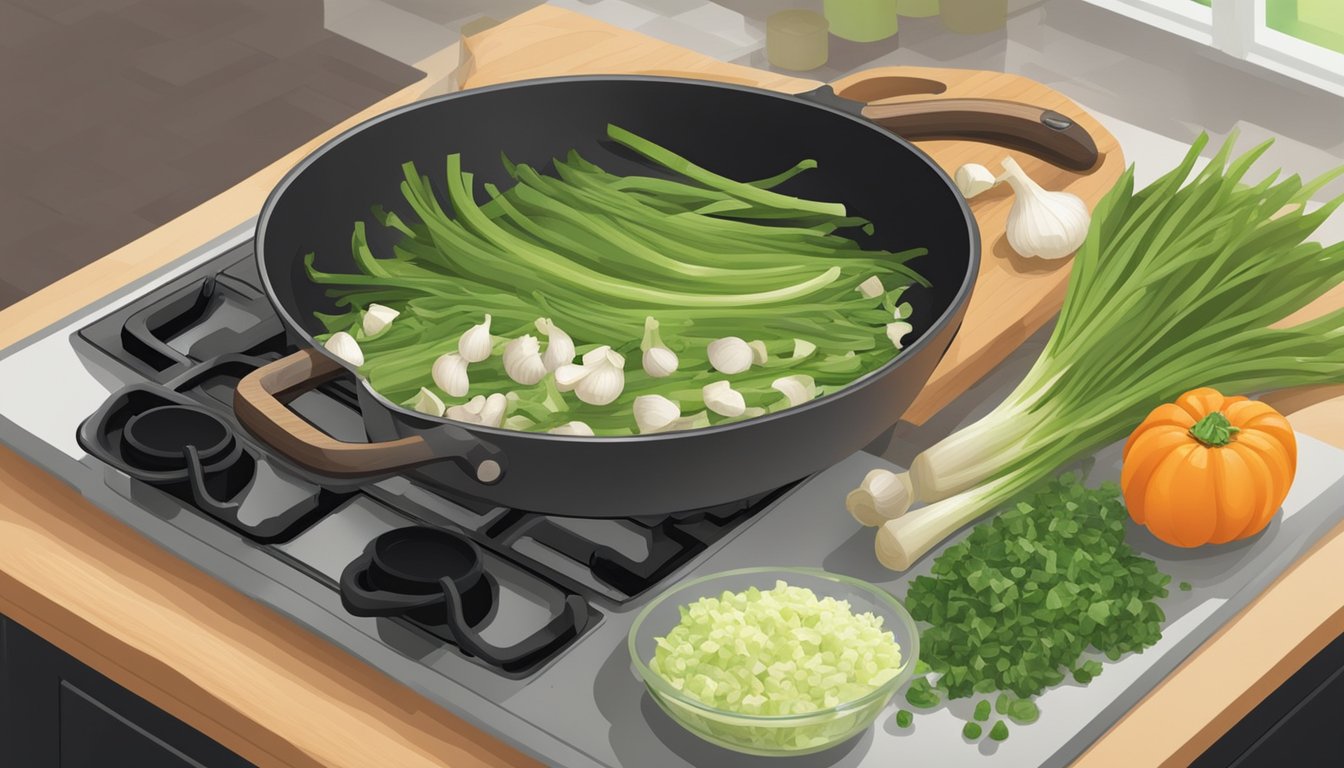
left=1078, top=0, right=1344, bottom=97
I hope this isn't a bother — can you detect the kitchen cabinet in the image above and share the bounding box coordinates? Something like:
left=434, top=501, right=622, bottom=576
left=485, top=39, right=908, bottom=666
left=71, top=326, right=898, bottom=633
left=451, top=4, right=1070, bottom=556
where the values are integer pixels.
left=1, top=614, right=253, bottom=768
left=1195, top=631, right=1344, bottom=767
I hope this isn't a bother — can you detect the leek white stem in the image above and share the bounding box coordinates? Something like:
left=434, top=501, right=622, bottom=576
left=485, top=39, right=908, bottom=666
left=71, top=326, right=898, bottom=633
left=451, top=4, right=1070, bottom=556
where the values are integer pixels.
left=875, top=473, right=1030, bottom=571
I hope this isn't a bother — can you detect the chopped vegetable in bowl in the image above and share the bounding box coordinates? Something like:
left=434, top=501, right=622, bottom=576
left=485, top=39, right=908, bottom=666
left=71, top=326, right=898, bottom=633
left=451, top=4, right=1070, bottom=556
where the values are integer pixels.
left=306, top=124, right=927, bottom=436
left=629, top=568, right=919, bottom=755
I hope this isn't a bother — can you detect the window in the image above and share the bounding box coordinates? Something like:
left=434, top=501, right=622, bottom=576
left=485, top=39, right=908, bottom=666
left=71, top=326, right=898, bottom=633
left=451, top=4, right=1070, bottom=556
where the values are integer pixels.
left=1080, top=0, right=1344, bottom=96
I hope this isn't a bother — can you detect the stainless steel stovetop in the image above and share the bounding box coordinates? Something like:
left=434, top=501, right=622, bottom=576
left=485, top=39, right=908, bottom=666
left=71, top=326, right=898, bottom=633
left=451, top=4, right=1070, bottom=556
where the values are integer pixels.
left=0, top=223, right=904, bottom=768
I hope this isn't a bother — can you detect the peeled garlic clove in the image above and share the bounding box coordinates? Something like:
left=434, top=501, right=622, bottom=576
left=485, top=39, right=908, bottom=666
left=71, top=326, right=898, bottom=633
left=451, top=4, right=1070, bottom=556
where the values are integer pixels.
left=1000, top=156, right=1091, bottom=260
left=407, top=387, right=445, bottom=417
left=478, top=393, right=508, bottom=428
left=641, top=317, right=679, bottom=378
left=771, top=374, right=817, bottom=407
left=702, top=380, right=746, bottom=418
left=887, top=321, right=914, bottom=349
left=432, top=352, right=470, bottom=397
left=502, top=334, right=547, bottom=386
left=535, top=317, right=575, bottom=371
left=856, top=276, right=884, bottom=299
left=748, top=340, right=769, bottom=365
left=792, top=338, right=816, bottom=359
left=954, top=163, right=998, bottom=199
left=324, top=332, right=365, bottom=367
left=575, top=347, right=625, bottom=406
left=361, top=303, right=400, bottom=337
left=553, top=363, right=588, bottom=392
left=457, top=314, right=493, bottom=363
left=643, top=346, right=678, bottom=378
left=549, top=420, right=595, bottom=436
left=707, top=336, right=753, bottom=374
left=634, top=395, right=681, bottom=433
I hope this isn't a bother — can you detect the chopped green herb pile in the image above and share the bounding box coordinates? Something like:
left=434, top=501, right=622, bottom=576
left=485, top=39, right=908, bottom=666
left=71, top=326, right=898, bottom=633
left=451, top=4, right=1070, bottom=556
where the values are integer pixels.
left=307, top=124, right=927, bottom=435
left=905, top=474, right=1171, bottom=703
left=904, top=677, right=941, bottom=709
left=996, top=693, right=1039, bottom=724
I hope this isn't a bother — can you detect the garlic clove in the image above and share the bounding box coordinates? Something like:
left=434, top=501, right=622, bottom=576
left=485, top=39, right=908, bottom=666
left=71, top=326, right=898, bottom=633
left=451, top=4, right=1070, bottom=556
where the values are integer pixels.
left=887, top=321, right=914, bottom=349
left=361, top=304, right=400, bottom=337
left=643, top=346, right=679, bottom=378
left=407, top=387, right=445, bottom=417
left=324, top=332, right=365, bottom=367
left=553, top=363, right=588, bottom=392
left=458, top=314, right=494, bottom=363
left=478, top=393, right=508, bottom=428
left=574, top=349, right=625, bottom=406
left=856, top=276, right=884, bottom=299
left=641, top=317, right=679, bottom=378
left=446, top=395, right=487, bottom=423
left=954, top=163, right=998, bottom=199
left=535, top=317, right=575, bottom=371
left=702, top=380, right=746, bottom=418
left=634, top=394, right=681, bottom=433
left=431, top=352, right=470, bottom=397
left=748, top=340, right=769, bottom=365
left=549, top=420, right=595, bottom=436
left=502, top=334, right=548, bottom=386
left=999, top=156, right=1092, bottom=260
left=792, top=338, right=817, bottom=359
left=771, top=374, right=817, bottom=407
left=707, top=336, right=753, bottom=374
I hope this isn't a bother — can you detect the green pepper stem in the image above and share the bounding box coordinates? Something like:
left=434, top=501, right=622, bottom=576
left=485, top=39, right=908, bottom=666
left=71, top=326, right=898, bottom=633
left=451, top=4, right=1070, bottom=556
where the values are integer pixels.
left=1188, top=411, right=1240, bottom=447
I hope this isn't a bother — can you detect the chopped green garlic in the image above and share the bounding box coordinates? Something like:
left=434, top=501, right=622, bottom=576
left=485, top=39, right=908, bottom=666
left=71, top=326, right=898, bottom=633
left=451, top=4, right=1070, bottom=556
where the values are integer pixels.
left=649, top=581, right=903, bottom=716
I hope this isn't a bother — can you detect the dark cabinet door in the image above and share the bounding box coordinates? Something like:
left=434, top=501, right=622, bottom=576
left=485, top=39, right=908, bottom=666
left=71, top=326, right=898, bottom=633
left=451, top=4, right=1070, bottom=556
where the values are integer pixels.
left=1195, top=631, right=1344, bottom=767
left=1, top=615, right=254, bottom=768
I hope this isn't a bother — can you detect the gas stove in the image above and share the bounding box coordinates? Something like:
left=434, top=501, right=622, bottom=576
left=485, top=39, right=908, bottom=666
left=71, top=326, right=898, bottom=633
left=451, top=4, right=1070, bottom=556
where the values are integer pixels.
left=0, top=223, right=910, bottom=767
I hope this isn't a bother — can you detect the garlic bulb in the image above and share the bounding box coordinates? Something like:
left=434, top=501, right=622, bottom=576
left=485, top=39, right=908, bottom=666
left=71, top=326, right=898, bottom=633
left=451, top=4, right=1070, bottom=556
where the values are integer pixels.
left=1000, top=156, right=1091, bottom=260
left=641, top=317, right=679, bottom=378
left=856, top=276, right=884, bottom=299
left=535, top=318, right=575, bottom=371
left=771, top=375, right=817, bottom=407
left=458, top=314, right=494, bottom=363
left=555, top=346, right=626, bottom=405
left=954, top=163, right=997, bottom=199
left=432, top=352, right=469, bottom=397
left=748, top=340, right=769, bottom=365
left=707, top=336, right=753, bottom=374
left=792, top=338, right=817, bottom=359
left=549, top=420, right=595, bottom=436
left=502, top=335, right=547, bottom=386
left=702, top=381, right=746, bottom=417
left=634, top=395, right=681, bottom=433
left=407, top=387, right=445, bottom=417
left=361, top=303, right=400, bottom=337
left=324, top=332, right=364, bottom=367
left=887, top=321, right=914, bottom=349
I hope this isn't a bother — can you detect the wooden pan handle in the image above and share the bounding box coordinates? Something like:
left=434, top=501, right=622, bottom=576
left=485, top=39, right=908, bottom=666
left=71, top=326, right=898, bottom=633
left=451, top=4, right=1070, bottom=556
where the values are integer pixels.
left=859, top=98, right=1099, bottom=172
left=234, top=349, right=504, bottom=484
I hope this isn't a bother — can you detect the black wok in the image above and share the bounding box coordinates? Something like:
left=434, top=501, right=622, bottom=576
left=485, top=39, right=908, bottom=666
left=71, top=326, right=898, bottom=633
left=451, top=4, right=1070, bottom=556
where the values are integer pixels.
left=235, top=76, right=1084, bottom=517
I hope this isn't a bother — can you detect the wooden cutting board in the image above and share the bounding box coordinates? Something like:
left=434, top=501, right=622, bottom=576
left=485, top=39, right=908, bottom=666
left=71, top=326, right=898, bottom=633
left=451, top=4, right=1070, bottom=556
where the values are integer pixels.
left=458, top=5, right=1126, bottom=425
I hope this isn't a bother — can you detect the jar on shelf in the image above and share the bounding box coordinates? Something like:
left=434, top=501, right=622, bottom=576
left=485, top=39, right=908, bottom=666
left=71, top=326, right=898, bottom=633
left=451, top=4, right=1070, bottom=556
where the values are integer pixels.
left=766, top=10, right=829, bottom=71
left=898, top=0, right=940, bottom=18
left=823, top=0, right=899, bottom=43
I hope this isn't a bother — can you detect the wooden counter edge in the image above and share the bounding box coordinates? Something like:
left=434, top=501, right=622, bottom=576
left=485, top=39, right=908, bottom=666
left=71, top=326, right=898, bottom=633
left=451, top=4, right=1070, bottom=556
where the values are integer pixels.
left=0, top=19, right=1340, bottom=768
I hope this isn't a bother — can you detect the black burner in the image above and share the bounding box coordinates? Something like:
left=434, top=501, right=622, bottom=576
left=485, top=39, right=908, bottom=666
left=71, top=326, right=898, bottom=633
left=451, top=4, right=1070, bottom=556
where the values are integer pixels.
left=121, top=404, right=237, bottom=471
left=342, top=526, right=589, bottom=674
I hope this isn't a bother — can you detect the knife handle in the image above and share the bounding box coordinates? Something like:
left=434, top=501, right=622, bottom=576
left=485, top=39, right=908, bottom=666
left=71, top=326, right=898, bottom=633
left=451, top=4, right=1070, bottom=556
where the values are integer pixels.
left=861, top=98, right=1099, bottom=172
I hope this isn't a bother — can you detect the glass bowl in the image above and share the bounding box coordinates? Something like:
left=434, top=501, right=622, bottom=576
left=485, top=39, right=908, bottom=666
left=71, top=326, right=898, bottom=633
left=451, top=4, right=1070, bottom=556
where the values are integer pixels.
left=628, top=567, right=919, bottom=756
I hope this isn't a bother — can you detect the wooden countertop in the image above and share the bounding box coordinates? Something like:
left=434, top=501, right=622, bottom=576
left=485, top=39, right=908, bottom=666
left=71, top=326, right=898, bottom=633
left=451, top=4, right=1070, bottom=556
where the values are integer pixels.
left=2, top=21, right=1344, bottom=768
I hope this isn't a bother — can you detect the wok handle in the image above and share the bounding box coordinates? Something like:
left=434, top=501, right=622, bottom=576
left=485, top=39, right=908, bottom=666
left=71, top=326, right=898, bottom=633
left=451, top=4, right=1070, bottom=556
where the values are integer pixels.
left=233, top=348, right=504, bottom=484
left=859, top=98, right=1098, bottom=172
